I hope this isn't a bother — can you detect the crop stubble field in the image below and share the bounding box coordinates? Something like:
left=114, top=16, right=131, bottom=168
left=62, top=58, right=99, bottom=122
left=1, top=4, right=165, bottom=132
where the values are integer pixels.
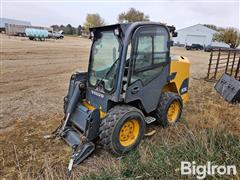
left=0, top=35, right=239, bottom=179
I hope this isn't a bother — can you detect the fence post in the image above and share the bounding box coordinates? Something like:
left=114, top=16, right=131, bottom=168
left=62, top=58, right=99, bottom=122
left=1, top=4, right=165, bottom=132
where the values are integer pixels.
left=207, top=50, right=213, bottom=79
left=225, top=50, right=231, bottom=74
left=230, top=50, right=236, bottom=75
left=214, top=49, right=221, bottom=79
left=235, top=56, right=240, bottom=80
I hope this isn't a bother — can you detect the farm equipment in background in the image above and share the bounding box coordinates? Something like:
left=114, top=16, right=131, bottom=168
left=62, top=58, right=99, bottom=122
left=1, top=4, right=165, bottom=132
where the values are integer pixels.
left=205, top=49, right=240, bottom=103
left=25, top=28, right=49, bottom=41
left=53, top=22, right=190, bottom=174
left=25, top=28, right=64, bottom=41
left=48, top=30, right=64, bottom=39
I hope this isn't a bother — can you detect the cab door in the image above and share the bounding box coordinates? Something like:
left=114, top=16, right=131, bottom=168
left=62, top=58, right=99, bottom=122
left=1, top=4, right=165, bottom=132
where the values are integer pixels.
left=125, top=25, right=170, bottom=113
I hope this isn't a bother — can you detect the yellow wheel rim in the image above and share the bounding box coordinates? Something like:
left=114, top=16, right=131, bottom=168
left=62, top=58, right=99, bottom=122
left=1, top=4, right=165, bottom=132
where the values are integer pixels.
left=167, top=101, right=180, bottom=123
left=119, top=119, right=140, bottom=147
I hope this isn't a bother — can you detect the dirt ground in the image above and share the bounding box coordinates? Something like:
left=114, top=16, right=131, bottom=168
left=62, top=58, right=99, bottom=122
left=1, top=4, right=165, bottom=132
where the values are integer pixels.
left=1, top=34, right=239, bottom=179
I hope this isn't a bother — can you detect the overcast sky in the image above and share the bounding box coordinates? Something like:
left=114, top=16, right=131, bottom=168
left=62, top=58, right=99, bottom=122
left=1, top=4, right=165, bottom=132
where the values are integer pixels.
left=2, top=1, right=239, bottom=30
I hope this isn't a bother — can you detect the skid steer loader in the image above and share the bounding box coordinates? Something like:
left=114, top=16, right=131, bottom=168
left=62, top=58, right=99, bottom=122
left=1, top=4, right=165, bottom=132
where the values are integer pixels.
left=55, top=22, right=190, bottom=172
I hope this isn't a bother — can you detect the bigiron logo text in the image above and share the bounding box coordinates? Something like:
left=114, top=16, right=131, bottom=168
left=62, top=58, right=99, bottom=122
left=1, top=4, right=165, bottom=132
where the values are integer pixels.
left=181, top=161, right=237, bottom=179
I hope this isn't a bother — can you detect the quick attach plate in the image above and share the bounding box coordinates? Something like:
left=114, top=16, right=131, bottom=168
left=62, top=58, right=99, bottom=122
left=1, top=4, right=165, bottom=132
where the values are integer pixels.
left=214, top=73, right=240, bottom=103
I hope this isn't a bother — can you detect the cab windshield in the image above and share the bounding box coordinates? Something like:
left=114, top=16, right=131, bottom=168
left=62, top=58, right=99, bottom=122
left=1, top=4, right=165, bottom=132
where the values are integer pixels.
left=89, top=30, right=121, bottom=91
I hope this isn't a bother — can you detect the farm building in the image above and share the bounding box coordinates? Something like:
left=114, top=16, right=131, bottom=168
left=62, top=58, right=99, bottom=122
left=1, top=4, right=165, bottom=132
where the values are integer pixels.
left=173, top=24, right=228, bottom=47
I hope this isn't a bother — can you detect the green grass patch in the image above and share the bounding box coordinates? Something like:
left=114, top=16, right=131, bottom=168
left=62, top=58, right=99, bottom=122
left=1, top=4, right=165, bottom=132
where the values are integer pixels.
left=82, top=128, right=240, bottom=179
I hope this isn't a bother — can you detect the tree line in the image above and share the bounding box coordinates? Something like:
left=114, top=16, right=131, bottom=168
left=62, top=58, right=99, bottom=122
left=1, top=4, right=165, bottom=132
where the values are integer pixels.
left=51, top=8, right=150, bottom=36
left=50, top=24, right=83, bottom=35
left=51, top=8, right=240, bottom=48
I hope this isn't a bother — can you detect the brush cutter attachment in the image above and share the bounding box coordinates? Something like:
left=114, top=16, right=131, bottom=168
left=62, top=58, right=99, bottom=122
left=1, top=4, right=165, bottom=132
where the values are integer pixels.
left=214, top=73, right=240, bottom=103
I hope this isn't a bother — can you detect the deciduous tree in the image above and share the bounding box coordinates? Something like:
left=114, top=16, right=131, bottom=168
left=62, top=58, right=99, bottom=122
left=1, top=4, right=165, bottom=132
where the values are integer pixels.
left=118, top=8, right=150, bottom=23
left=83, top=14, right=105, bottom=33
left=203, top=24, right=218, bottom=31
left=213, top=28, right=240, bottom=49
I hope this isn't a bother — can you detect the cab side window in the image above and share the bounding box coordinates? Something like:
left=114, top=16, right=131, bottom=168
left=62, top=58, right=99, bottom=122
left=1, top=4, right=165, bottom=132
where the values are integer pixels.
left=154, top=35, right=168, bottom=64
left=135, top=36, right=152, bottom=70
left=131, top=26, right=169, bottom=85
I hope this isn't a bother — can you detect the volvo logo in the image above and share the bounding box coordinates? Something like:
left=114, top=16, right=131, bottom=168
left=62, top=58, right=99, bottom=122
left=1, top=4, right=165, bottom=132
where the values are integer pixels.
left=91, top=90, right=104, bottom=98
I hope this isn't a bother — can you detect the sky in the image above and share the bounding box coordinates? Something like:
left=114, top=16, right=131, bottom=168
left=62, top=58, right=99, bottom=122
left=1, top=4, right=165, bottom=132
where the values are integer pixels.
left=1, top=1, right=240, bottom=30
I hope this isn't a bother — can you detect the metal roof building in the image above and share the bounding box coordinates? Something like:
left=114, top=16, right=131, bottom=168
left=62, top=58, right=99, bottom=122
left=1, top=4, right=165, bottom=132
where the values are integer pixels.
left=173, top=24, right=228, bottom=47
left=0, top=18, right=31, bottom=28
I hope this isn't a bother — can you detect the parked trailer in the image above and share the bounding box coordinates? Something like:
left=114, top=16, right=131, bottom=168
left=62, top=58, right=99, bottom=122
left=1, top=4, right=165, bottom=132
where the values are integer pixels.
left=5, top=23, right=52, bottom=36
left=25, top=28, right=49, bottom=41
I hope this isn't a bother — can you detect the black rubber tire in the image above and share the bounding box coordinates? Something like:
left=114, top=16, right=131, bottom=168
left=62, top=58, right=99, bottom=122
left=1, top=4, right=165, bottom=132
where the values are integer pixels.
left=99, top=105, right=146, bottom=155
left=154, top=92, right=183, bottom=127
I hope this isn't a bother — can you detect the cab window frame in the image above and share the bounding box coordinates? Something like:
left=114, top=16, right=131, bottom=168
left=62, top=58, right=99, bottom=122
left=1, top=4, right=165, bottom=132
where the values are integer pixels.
left=129, top=25, right=170, bottom=85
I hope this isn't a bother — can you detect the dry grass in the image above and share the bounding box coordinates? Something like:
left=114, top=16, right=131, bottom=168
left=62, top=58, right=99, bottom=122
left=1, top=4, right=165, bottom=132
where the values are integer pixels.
left=81, top=80, right=240, bottom=179
left=185, top=79, right=240, bottom=137
left=88, top=127, right=240, bottom=179
left=0, top=114, right=70, bottom=179
left=1, top=79, right=239, bottom=179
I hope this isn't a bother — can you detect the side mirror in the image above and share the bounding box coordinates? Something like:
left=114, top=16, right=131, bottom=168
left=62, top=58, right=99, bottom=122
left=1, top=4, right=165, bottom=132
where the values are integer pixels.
left=172, top=32, right=178, bottom=37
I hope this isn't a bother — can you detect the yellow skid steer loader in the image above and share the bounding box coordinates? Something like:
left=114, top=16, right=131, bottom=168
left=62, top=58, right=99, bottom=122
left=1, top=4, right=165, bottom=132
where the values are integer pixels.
left=54, top=22, right=190, bottom=173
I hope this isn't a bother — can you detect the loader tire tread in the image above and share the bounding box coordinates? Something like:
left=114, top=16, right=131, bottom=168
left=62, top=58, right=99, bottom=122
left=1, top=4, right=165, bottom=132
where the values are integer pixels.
left=155, top=92, right=183, bottom=127
left=99, top=105, right=145, bottom=155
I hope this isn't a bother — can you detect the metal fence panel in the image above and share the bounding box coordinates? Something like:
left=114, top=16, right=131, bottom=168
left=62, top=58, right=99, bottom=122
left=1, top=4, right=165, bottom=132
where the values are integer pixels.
left=205, top=49, right=240, bottom=81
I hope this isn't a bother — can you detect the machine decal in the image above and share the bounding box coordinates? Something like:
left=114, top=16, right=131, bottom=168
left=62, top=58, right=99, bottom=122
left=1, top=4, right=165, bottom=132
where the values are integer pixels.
left=180, top=78, right=189, bottom=95
left=91, top=90, right=104, bottom=98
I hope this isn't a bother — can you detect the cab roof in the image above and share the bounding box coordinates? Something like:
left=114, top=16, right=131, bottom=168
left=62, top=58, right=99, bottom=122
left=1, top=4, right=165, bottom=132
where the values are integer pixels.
left=89, top=22, right=176, bottom=37
left=89, top=23, right=130, bottom=34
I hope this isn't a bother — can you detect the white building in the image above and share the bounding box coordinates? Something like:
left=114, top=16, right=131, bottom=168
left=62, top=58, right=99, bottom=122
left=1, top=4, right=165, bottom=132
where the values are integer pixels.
left=173, top=24, right=228, bottom=47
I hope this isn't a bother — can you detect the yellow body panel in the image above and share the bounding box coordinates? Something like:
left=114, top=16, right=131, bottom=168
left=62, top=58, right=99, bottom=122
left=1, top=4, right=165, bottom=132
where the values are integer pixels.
left=166, top=56, right=190, bottom=103
left=82, top=101, right=107, bottom=119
